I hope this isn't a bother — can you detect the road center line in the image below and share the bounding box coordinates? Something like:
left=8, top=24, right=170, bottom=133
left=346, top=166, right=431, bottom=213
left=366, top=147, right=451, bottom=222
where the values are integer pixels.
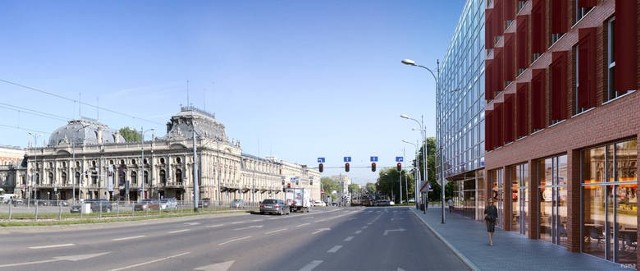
left=29, top=243, right=75, bottom=249
left=206, top=224, right=224, bottom=228
left=327, top=245, right=342, bottom=253
left=113, top=236, right=145, bottom=241
left=296, top=223, right=310, bottom=227
left=299, top=260, right=323, bottom=271
left=355, top=230, right=362, bottom=234
left=218, top=236, right=252, bottom=246
left=344, top=236, right=354, bottom=242
left=108, top=252, right=190, bottom=271
left=168, top=229, right=191, bottom=234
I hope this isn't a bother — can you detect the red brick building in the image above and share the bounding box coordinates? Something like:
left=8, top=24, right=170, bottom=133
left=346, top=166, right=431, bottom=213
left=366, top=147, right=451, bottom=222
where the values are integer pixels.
left=484, top=0, right=638, bottom=267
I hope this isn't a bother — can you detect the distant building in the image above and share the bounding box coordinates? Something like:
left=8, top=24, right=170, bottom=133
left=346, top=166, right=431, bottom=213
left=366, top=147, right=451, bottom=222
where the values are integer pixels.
left=16, top=106, right=320, bottom=204
left=0, top=146, right=26, bottom=194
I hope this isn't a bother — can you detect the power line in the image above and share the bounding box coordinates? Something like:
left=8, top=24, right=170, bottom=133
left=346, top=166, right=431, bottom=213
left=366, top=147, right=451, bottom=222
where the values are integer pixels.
left=0, top=78, right=165, bottom=126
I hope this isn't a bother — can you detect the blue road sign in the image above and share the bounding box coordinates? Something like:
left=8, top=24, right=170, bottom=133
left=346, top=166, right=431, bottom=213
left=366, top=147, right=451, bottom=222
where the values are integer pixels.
left=344, top=156, right=351, bottom=162
left=317, top=157, right=325, bottom=163
left=396, top=156, right=404, bottom=162
left=370, top=156, right=378, bottom=162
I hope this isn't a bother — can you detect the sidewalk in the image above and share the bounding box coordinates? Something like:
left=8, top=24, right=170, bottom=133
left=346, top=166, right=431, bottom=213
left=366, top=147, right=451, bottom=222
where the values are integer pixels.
left=411, top=206, right=631, bottom=270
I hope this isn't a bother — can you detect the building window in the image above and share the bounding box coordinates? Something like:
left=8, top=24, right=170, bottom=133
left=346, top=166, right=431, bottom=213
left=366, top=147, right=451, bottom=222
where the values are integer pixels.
left=573, top=28, right=597, bottom=115
left=582, top=139, right=637, bottom=264
left=606, top=17, right=617, bottom=102
left=550, top=52, right=568, bottom=124
left=537, top=155, right=567, bottom=244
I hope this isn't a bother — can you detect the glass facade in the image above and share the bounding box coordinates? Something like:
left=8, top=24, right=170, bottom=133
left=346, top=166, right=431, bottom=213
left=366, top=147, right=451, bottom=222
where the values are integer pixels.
left=438, top=0, right=486, bottom=180
left=439, top=0, right=485, bottom=222
left=582, top=138, right=637, bottom=265
left=508, top=163, right=529, bottom=235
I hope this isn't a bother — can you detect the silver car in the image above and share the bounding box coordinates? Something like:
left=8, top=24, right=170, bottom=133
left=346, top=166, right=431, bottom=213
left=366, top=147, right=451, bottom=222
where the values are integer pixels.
left=259, top=199, right=289, bottom=215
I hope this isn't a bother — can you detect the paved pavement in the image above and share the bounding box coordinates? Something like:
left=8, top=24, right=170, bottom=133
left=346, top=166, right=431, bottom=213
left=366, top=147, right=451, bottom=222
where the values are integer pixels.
left=411, top=205, right=632, bottom=271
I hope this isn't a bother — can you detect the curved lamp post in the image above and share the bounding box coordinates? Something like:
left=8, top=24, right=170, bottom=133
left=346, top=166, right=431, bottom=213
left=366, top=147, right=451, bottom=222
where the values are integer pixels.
left=402, top=58, right=446, bottom=224
left=402, top=139, right=420, bottom=209
left=400, top=115, right=426, bottom=211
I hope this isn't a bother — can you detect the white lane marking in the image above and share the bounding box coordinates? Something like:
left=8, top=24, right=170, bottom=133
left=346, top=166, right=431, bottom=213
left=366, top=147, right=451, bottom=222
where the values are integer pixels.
left=299, top=260, right=323, bottom=271
left=233, top=225, right=263, bottom=231
left=265, top=228, right=288, bottom=235
left=361, top=225, right=368, bottom=229
left=108, top=252, right=190, bottom=271
left=251, top=219, right=264, bottom=222
left=312, top=228, right=331, bottom=234
left=218, top=236, right=252, bottom=246
left=29, top=243, right=75, bottom=249
left=195, top=260, right=235, bottom=271
left=168, top=229, right=191, bottom=234
left=207, top=224, right=224, bottom=228
left=383, top=228, right=406, bottom=236
left=231, top=221, right=245, bottom=224
left=344, top=236, right=354, bottom=242
left=296, top=223, right=310, bottom=227
left=185, top=222, right=200, bottom=226
left=355, top=230, right=362, bottom=234
left=113, top=235, right=145, bottom=241
left=0, top=252, right=109, bottom=268
left=327, top=245, right=342, bottom=253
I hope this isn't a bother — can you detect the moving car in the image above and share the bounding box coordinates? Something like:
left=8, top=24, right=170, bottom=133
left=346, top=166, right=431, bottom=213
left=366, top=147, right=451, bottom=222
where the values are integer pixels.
left=69, top=204, right=82, bottom=213
left=259, top=199, right=290, bottom=215
left=313, top=200, right=326, bottom=207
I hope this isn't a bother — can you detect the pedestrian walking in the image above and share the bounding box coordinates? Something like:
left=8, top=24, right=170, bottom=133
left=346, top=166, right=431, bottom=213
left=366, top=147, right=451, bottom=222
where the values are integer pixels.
left=484, top=198, right=498, bottom=246
left=447, top=198, right=453, bottom=213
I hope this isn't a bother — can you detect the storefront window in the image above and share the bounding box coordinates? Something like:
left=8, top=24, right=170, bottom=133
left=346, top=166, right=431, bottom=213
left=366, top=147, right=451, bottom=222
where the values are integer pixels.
left=582, top=139, right=637, bottom=265
left=538, top=155, right=567, bottom=245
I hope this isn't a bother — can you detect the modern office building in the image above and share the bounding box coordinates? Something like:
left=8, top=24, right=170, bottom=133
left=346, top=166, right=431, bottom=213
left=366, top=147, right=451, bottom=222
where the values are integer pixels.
left=483, top=0, right=638, bottom=266
left=438, top=0, right=487, bottom=220
left=15, top=106, right=320, bottom=205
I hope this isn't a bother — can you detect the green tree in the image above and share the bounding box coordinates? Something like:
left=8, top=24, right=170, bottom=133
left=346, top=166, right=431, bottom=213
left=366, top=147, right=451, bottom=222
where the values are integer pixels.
left=364, top=183, right=377, bottom=195
left=348, top=183, right=360, bottom=194
left=120, top=127, right=141, bottom=143
left=321, top=177, right=340, bottom=201
left=376, top=168, right=414, bottom=203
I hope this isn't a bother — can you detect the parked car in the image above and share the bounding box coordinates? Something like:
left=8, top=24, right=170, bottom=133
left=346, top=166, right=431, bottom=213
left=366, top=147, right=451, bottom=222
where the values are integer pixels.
left=86, top=199, right=112, bottom=212
left=69, top=204, right=82, bottom=213
left=198, top=198, right=211, bottom=208
left=230, top=199, right=245, bottom=208
left=134, top=199, right=156, bottom=211
left=159, top=198, right=178, bottom=210
left=259, top=199, right=290, bottom=215
left=313, top=200, right=326, bottom=207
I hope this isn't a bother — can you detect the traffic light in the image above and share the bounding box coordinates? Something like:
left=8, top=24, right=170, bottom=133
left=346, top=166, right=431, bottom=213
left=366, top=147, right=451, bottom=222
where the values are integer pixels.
left=371, top=162, right=376, bottom=172
left=396, top=163, right=402, bottom=171
left=345, top=162, right=350, bottom=172
left=319, top=163, right=324, bottom=173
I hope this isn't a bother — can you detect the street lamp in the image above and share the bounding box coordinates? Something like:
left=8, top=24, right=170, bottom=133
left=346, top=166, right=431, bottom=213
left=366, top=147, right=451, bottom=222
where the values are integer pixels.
left=400, top=114, right=426, bottom=211
left=140, top=127, right=155, bottom=200
left=402, top=140, right=419, bottom=208
left=402, top=58, right=446, bottom=224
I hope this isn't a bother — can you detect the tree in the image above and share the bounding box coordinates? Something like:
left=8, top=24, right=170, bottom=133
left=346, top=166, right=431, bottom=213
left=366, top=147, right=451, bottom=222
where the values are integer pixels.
left=376, top=168, right=414, bottom=203
left=347, top=183, right=360, bottom=194
left=364, top=183, right=377, bottom=194
left=120, top=127, right=141, bottom=143
left=321, top=177, right=340, bottom=202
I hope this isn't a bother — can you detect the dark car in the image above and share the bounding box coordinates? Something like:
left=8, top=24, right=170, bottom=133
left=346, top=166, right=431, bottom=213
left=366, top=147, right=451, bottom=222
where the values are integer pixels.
left=259, top=199, right=290, bottom=215
left=69, top=204, right=82, bottom=213
left=86, top=199, right=112, bottom=212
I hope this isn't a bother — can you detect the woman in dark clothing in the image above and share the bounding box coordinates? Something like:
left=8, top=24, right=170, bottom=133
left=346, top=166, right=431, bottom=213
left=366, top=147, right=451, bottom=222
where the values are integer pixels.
left=484, top=199, right=498, bottom=246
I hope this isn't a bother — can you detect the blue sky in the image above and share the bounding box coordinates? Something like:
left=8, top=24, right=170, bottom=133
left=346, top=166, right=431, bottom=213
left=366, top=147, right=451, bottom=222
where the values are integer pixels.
left=0, top=0, right=465, bottom=184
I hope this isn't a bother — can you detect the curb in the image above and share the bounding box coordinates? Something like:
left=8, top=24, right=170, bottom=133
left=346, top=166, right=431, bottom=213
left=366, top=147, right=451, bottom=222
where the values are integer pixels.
left=410, top=208, right=479, bottom=271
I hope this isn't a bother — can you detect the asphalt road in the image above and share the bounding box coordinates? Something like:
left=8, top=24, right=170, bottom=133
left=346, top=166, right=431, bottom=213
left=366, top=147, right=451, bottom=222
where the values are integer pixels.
left=0, top=207, right=470, bottom=271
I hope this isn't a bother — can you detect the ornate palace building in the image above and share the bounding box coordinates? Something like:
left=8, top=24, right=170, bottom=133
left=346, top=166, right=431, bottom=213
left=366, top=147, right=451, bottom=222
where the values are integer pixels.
left=10, top=106, right=320, bottom=204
